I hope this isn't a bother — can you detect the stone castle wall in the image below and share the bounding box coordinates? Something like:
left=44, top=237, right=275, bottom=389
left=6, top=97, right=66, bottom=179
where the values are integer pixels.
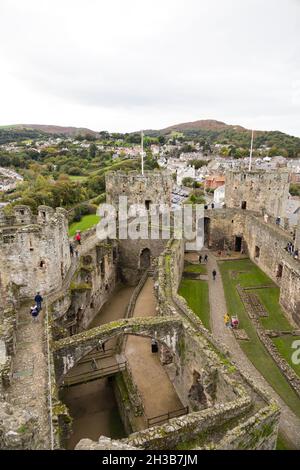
left=205, top=209, right=300, bottom=326
left=225, top=170, right=290, bottom=219
left=52, top=241, right=119, bottom=337
left=204, top=209, right=248, bottom=251
left=0, top=205, right=71, bottom=302
left=150, top=237, right=280, bottom=450
left=295, top=215, right=300, bottom=251
left=105, top=170, right=173, bottom=208
left=243, top=214, right=290, bottom=280
left=118, top=238, right=167, bottom=285
left=279, top=261, right=300, bottom=326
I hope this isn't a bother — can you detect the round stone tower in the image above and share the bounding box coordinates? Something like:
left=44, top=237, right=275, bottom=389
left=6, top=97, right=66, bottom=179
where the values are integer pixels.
left=0, top=205, right=71, bottom=304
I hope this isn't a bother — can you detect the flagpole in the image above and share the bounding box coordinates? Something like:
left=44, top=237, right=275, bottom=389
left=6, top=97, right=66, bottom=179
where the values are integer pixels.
left=141, top=130, right=144, bottom=175
left=249, top=129, right=254, bottom=171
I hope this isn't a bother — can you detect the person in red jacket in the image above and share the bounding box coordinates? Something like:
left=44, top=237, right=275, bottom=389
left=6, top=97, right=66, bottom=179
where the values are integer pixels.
left=75, top=231, right=81, bottom=245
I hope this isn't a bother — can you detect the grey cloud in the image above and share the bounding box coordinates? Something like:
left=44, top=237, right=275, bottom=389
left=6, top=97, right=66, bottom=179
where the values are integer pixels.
left=0, top=0, right=299, bottom=135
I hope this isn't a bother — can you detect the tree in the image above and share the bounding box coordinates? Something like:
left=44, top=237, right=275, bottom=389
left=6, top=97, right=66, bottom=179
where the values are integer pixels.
left=99, top=131, right=110, bottom=140
left=158, top=135, right=166, bottom=145
left=67, top=166, right=83, bottom=176
left=190, top=159, right=209, bottom=169
left=290, top=184, right=300, bottom=196
left=89, top=143, right=97, bottom=158
left=182, top=177, right=195, bottom=187
left=181, top=144, right=196, bottom=153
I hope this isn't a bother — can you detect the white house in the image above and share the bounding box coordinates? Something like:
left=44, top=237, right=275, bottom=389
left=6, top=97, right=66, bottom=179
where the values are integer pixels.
left=213, top=185, right=225, bottom=207
left=176, top=165, right=195, bottom=186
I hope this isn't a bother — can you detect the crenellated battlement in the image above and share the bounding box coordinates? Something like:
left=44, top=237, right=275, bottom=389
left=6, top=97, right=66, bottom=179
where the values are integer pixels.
left=105, top=170, right=173, bottom=208
left=0, top=205, right=68, bottom=229
left=225, top=169, right=290, bottom=219
left=0, top=204, right=71, bottom=301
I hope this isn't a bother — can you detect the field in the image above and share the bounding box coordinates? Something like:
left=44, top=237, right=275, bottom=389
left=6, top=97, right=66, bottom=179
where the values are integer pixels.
left=69, top=214, right=100, bottom=237
left=69, top=175, right=88, bottom=182
left=218, top=258, right=300, bottom=419
left=178, top=275, right=210, bottom=330
left=183, top=263, right=207, bottom=275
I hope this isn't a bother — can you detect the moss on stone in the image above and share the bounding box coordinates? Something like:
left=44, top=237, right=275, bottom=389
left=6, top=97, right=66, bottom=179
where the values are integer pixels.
left=17, top=424, right=28, bottom=434
left=178, top=337, right=186, bottom=360
left=70, top=282, right=92, bottom=292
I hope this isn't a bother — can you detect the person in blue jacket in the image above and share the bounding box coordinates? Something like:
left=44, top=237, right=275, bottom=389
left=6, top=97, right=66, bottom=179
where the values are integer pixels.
left=34, top=292, right=43, bottom=311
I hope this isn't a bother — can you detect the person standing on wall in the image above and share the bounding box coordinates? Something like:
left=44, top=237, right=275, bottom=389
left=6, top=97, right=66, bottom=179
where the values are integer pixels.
left=75, top=231, right=81, bottom=245
left=34, top=292, right=43, bottom=311
left=70, top=243, right=74, bottom=256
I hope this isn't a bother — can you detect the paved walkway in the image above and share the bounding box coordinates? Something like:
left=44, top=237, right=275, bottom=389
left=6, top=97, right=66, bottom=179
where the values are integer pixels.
left=125, top=278, right=183, bottom=421
left=7, top=303, right=50, bottom=449
left=196, top=250, right=300, bottom=449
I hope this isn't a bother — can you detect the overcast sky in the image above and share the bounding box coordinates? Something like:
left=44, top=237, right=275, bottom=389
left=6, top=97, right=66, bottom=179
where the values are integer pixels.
left=0, top=0, right=299, bottom=135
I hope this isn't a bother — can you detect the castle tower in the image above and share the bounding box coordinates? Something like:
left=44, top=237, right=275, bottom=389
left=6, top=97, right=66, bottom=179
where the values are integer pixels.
left=105, top=170, right=173, bottom=210
left=225, top=170, right=290, bottom=219
left=0, top=205, right=71, bottom=304
left=105, top=170, right=173, bottom=285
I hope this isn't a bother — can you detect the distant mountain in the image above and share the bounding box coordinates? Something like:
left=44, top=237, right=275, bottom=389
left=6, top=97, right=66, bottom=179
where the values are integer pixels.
left=144, top=119, right=300, bottom=158
left=160, top=119, right=246, bottom=133
left=1, top=119, right=299, bottom=158
left=5, top=124, right=97, bottom=137
left=0, top=124, right=98, bottom=145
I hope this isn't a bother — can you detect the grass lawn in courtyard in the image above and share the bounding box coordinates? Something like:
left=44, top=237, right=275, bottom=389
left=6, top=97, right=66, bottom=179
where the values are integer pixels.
left=276, top=432, right=295, bottom=450
left=254, top=288, right=293, bottom=331
left=178, top=279, right=210, bottom=330
left=69, top=214, right=100, bottom=237
left=273, top=335, right=300, bottom=377
left=184, top=263, right=207, bottom=275
left=219, top=258, right=300, bottom=418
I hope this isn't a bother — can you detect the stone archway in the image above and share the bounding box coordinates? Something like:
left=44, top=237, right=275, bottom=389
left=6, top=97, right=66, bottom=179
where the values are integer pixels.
left=139, top=248, right=151, bottom=269
left=204, top=217, right=210, bottom=247
left=53, top=317, right=182, bottom=383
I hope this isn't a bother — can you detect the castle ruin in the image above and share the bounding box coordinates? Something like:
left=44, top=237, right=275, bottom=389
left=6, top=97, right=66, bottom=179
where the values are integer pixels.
left=2, top=167, right=300, bottom=451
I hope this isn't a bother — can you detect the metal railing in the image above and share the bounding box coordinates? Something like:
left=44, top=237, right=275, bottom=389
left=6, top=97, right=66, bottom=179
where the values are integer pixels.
left=62, top=360, right=127, bottom=387
left=147, top=406, right=189, bottom=427
left=77, top=347, right=115, bottom=364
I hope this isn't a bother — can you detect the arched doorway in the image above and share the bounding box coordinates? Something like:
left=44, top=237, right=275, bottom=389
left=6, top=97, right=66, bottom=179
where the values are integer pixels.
left=139, top=248, right=151, bottom=269
left=204, top=218, right=210, bottom=247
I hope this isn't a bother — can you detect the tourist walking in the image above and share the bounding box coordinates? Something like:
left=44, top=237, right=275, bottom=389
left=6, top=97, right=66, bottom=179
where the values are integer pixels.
left=204, top=254, right=208, bottom=263
left=75, top=231, right=81, bottom=245
left=34, top=292, right=43, bottom=311
left=212, top=269, right=217, bottom=280
left=30, top=305, right=40, bottom=322
left=70, top=243, right=74, bottom=256
left=224, top=313, right=230, bottom=328
left=199, top=254, right=202, bottom=263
